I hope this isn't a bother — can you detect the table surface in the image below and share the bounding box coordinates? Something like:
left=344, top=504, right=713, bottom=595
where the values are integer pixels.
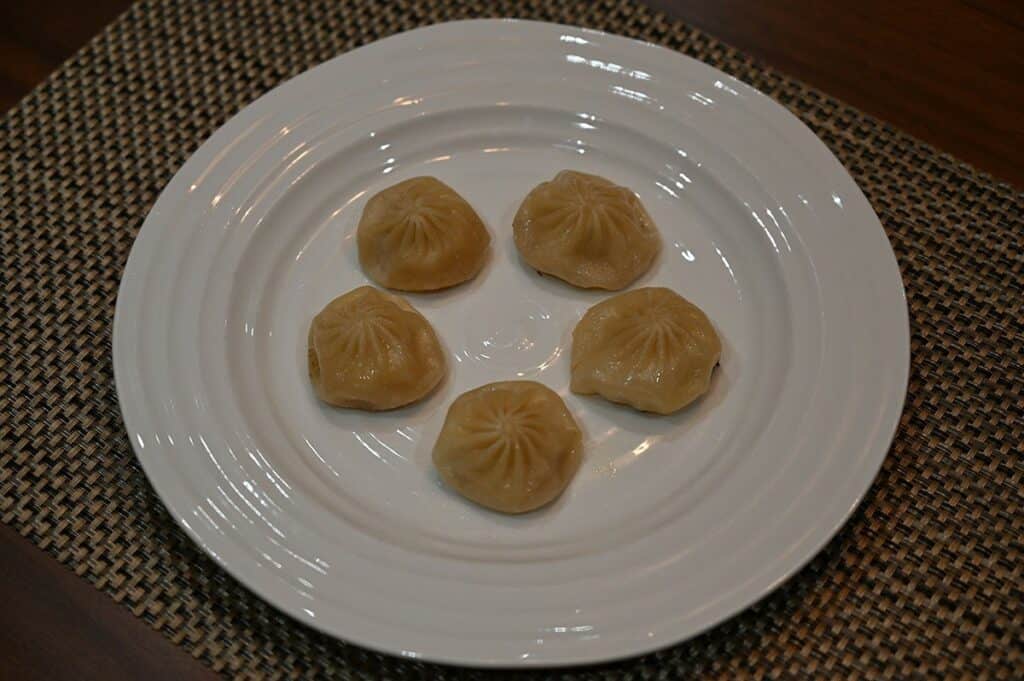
left=0, top=1, right=1020, bottom=679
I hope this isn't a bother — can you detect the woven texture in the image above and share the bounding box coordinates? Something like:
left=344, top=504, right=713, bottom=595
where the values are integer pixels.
left=2, top=0, right=1022, bottom=678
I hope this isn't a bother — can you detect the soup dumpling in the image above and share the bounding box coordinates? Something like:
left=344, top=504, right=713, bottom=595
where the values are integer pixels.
left=513, top=170, right=660, bottom=290
left=308, top=286, right=446, bottom=410
left=433, top=381, right=583, bottom=514
left=357, top=177, right=490, bottom=291
left=571, top=287, right=721, bottom=414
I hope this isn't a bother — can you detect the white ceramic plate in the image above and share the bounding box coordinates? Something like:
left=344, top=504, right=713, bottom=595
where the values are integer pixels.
left=113, top=19, right=909, bottom=667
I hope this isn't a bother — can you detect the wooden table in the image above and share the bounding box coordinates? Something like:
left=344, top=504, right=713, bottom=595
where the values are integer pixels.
left=1, top=2, right=1020, bottom=679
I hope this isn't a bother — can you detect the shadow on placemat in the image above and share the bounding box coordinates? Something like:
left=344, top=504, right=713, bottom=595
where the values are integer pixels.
left=1, top=0, right=1021, bottom=678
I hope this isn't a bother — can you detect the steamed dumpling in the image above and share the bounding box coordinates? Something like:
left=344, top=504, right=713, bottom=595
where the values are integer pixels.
left=433, top=381, right=583, bottom=514
left=571, top=287, right=721, bottom=414
left=357, top=176, right=490, bottom=291
left=513, top=170, right=660, bottom=290
left=308, top=286, right=446, bottom=410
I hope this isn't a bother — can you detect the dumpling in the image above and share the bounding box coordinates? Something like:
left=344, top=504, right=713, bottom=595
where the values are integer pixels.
left=432, top=381, right=583, bottom=514
left=307, top=286, right=446, bottom=410
left=513, top=170, right=660, bottom=290
left=570, top=287, right=721, bottom=414
left=357, top=176, right=490, bottom=291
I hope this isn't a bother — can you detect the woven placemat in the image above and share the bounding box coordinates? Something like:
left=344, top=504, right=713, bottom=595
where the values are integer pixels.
left=2, top=0, right=1022, bottom=678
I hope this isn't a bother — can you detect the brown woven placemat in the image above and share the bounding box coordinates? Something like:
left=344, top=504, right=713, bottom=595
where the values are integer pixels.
left=1, top=0, right=1022, bottom=678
